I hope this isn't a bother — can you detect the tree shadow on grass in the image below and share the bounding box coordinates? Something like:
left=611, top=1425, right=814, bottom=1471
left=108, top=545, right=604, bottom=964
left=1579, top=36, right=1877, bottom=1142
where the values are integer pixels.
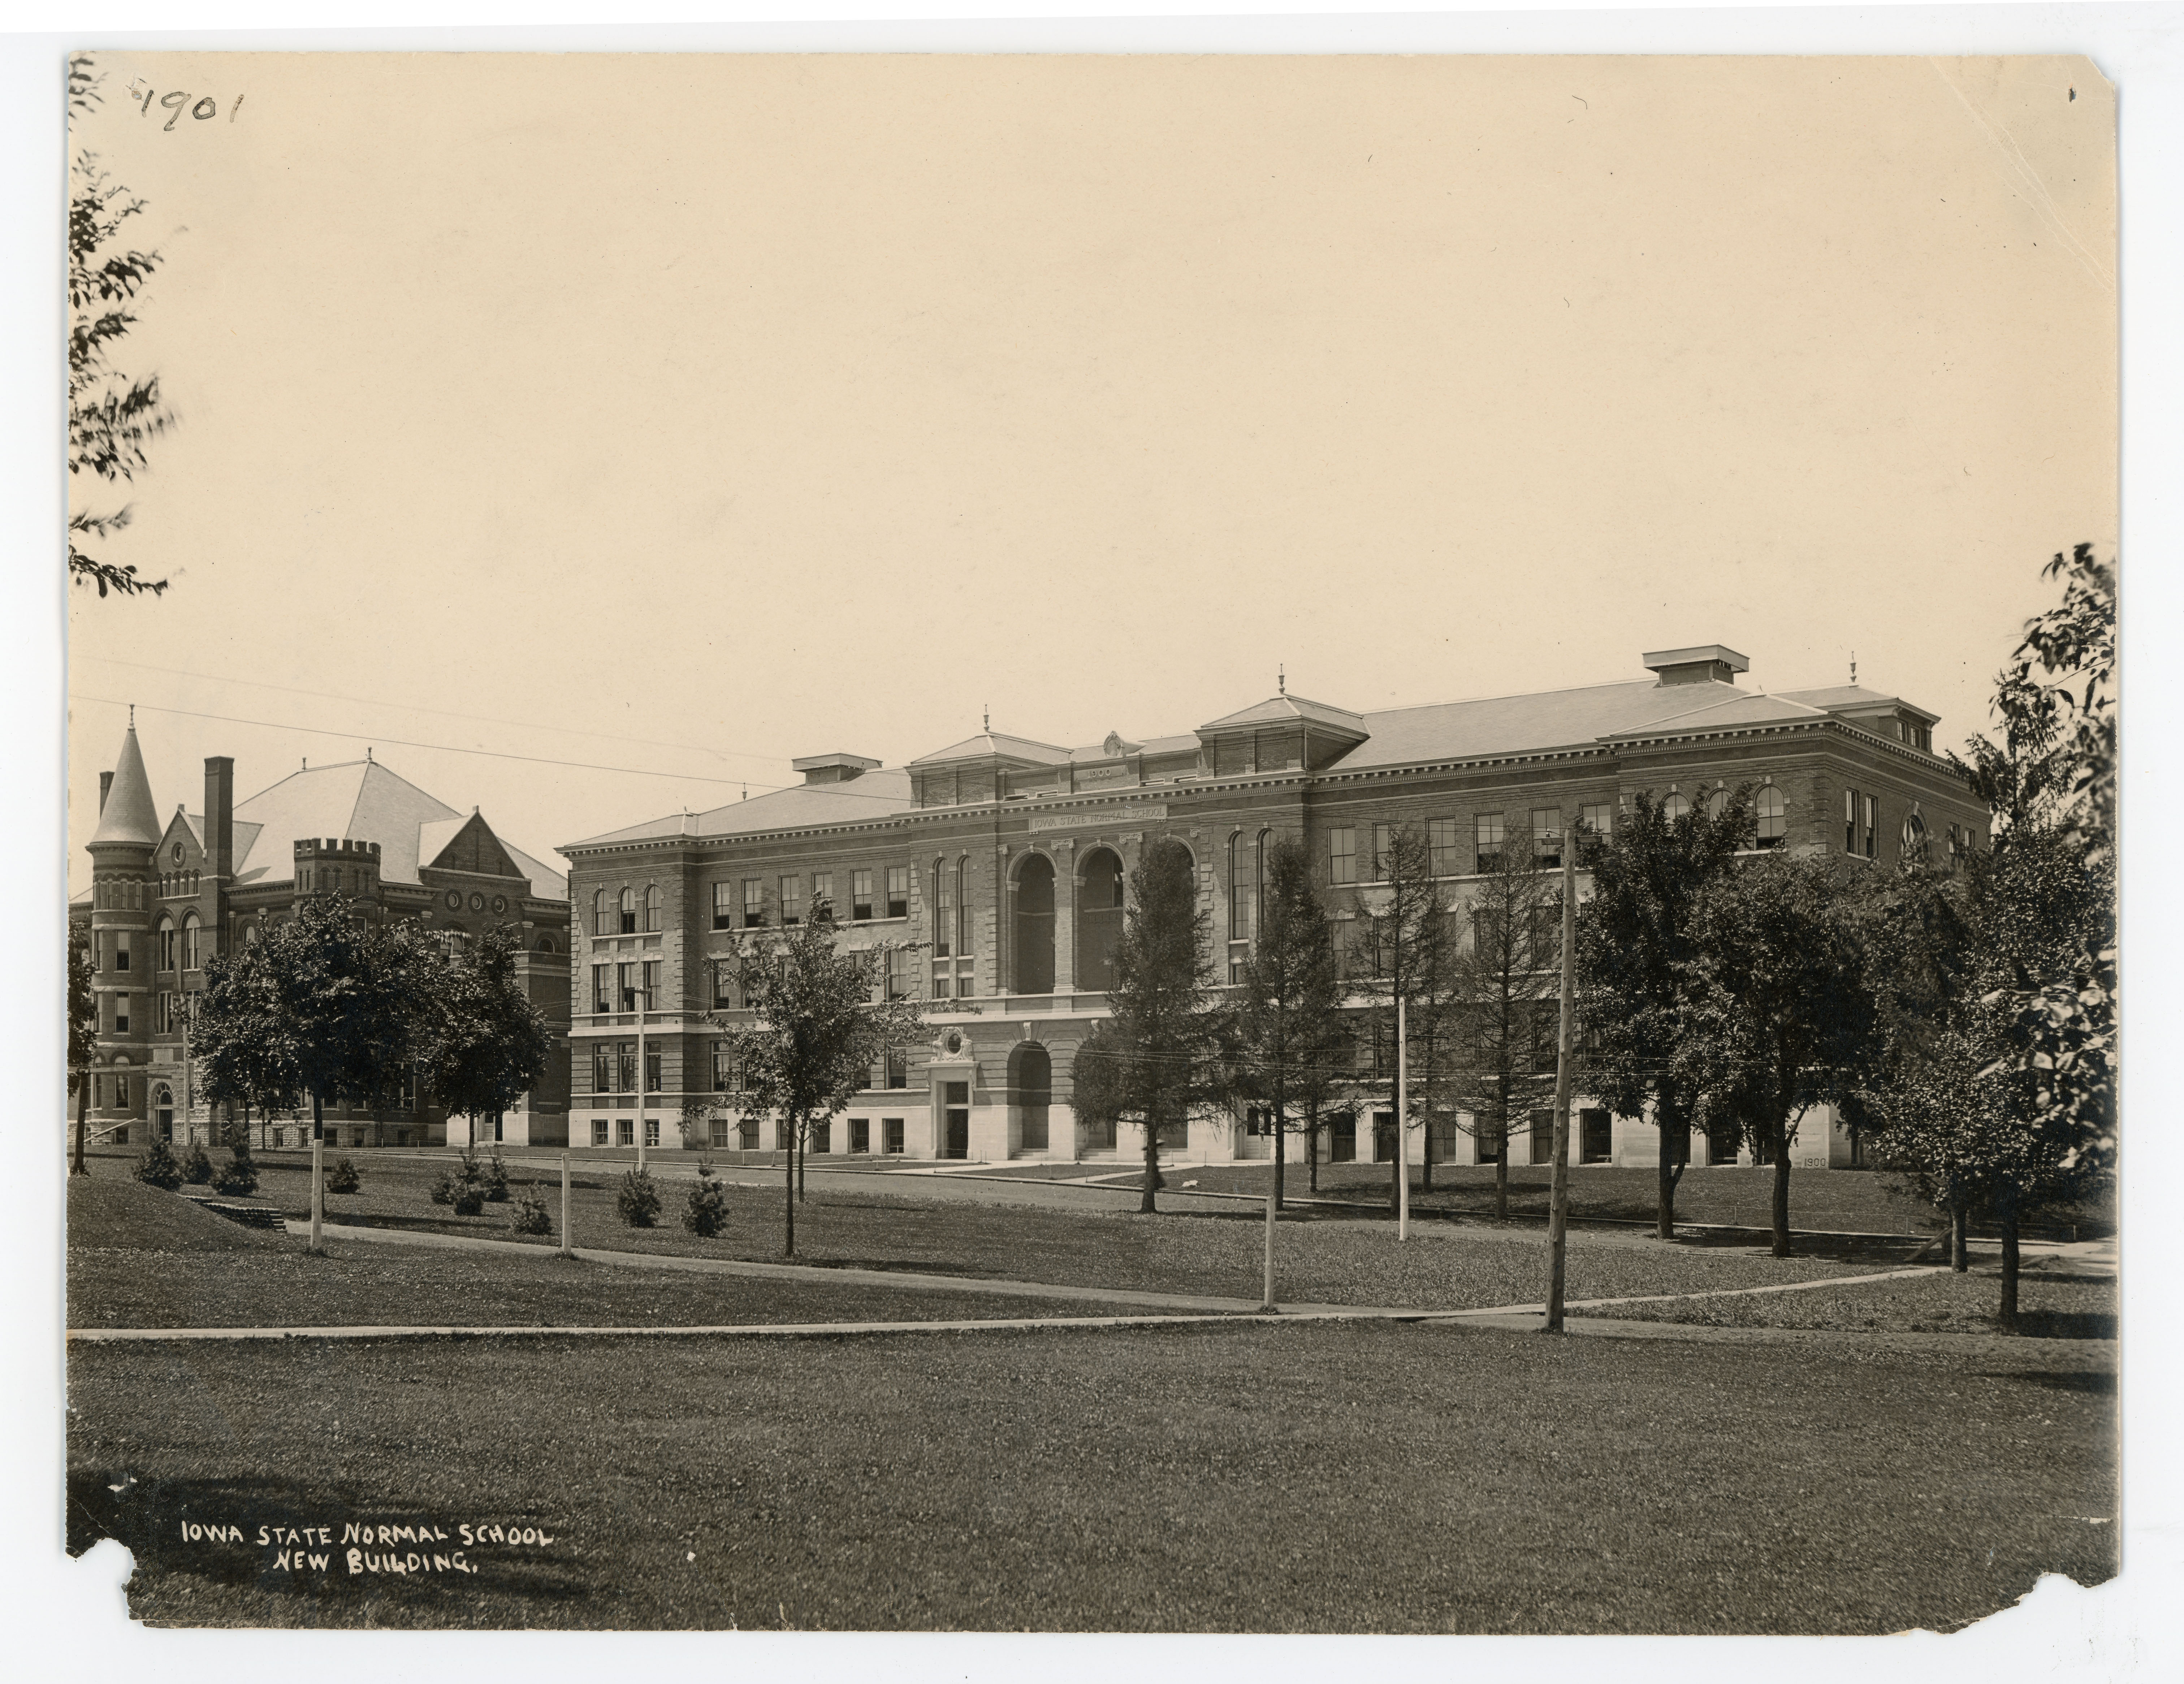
left=67, top=1467, right=593, bottom=1627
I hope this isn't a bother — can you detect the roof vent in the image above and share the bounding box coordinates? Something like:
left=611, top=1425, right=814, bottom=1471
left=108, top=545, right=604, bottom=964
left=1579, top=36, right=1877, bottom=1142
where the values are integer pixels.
left=1642, top=645, right=1750, bottom=687
left=792, top=752, right=881, bottom=786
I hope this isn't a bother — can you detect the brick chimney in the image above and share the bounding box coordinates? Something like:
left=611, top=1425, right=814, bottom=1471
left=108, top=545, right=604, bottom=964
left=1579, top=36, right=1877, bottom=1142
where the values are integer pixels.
left=791, top=752, right=881, bottom=785
left=203, top=756, right=234, bottom=879
left=1642, top=645, right=1750, bottom=687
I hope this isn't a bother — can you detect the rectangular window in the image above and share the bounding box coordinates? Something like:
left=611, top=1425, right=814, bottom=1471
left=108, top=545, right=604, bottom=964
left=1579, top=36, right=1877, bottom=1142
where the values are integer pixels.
left=592, top=964, right=610, bottom=1013
left=1863, top=794, right=1879, bottom=859
left=1533, top=808, right=1562, bottom=867
left=885, top=1048, right=908, bottom=1090
left=161, top=926, right=177, bottom=970
left=1529, top=1108, right=1554, bottom=1165
left=1475, top=812, right=1505, bottom=874
left=934, top=868, right=954, bottom=957
left=1580, top=1108, right=1613, bottom=1164
left=1328, top=826, right=1357, bottom=886
left=1844, top=789, right=1859, bottom=854
left=886, top=946, right=912, bottom=1001
left=738, top=1118, right=759, bottom=1151
left=617, top=1041, right=636, bottom=1094
left=1370, top=823, right=1394, bottom=881
left=114, top=934, right=130, bottom=972
left=812, top=1120, right=830, bottom=1154
left=1427, top=818, right=1461, bottom=877
left=883, top=1117, right=905, bottom=1154
left=811, top=871, right=834, bottom=919
left=775, top=1120, right=793, bottom=1152
left=644, top=1045, right=661, bottom=1094
left=114, top=992, right=130, bottom=1034
left=1579, top=801, right=1614, bottom=844
left=641, top=959, right=660, bottom=1009
left=617, top=1119, right=634, bottom=1147
left=592, top=1044, right=612, bottom=1094
left=1229, top=943, right=1250, bottom=987
left=617, top=961, right=637, bottom=1011
left=114, top=1074, right=130, bottom=1109
left=743, top=878, right=765, bottom=928
left=712, top=881, right=735, bottom=930
left=712, top=960, right=736, bottom=1009
left=709, top=1118, right=730, bottom=1149
left=886, top=865, right=909, bottom=919
left=644, top=1118, right=660, bottom=1148
left=712, top=1041, right=738, bottom=1091
left=852, top=869, right=874, bottom=921
left=780, top=875, right=804, bottom=926
left=849, top=1117, right=870, bottom=1153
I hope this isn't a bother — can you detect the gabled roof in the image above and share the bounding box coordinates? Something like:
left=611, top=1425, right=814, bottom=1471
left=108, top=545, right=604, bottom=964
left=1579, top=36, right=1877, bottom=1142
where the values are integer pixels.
left=231, top=759, right=462, bottom=887
left=1199, top=693, right=1369, bottom=735
left=1779, top=685, right=1940, bottom=726
left=1597, top=691, right=1830, bottom=740
left=560, top=767, right=918, bottom=852
left=90, top=727, right=161, bottom=847
left=907, top=732, right=1073, bottom=768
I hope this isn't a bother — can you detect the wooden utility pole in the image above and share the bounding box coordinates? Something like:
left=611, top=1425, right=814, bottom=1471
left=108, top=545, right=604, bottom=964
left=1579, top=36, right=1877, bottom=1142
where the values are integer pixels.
left=1544, top=843, right=1577, bottom=1333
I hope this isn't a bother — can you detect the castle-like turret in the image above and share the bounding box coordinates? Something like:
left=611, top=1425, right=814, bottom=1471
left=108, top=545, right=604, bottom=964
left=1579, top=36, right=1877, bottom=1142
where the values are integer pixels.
left=86, top=723, right=159, bottom=1134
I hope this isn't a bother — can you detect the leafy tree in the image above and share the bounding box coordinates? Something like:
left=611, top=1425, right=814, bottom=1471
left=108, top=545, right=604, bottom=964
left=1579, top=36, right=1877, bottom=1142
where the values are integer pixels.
left=1574, top=790, right=1752, bottom=1238
left=1675, top=852, right=1876, bottom=1259
left=1074, top=837, right=1229, bottom=1214
left=1447, top=837, right=1563, bottom=1218
left=1225, top=837, right=1352, bottom=1210
left=1353, top=823, right=1458, bottom=1212
left=709, top=898, right=925, bottom=1256
left=194, top=895, right=442, bottom=1145
left=70, top=934, right=97, bottom=1175
left=68, top=55, right=176, bottom=599
left=419, top=926, right=551, bottom=1145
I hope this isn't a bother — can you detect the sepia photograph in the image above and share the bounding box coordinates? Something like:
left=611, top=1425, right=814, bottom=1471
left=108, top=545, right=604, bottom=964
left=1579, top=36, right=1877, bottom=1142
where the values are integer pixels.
left=26, top=10, right=2158, bottom=1659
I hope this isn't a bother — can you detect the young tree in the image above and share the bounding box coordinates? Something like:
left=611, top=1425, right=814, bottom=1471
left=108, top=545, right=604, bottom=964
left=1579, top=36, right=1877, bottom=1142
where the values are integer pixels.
left=710, top=899, right=925, bottom=1256
left=1353, top=823, right=1458, bottom=1213
left=1074, top=837, right=1229, bottom=1214
left=1675, top=853, right=1876, bottom=1259
left=420, top=925, right=551, bottom=1146
left=1447, top=839, right=1562, bottom=1218
left=70, top=934, right=98, bottom=1175
left=193, top=896, right=442, bottom=1146
left=68, top=55, right=175, bottom=599
left=1574, top=790, right=1752, bottom=1238
left=1227, top=836, right=1351, bottom=1210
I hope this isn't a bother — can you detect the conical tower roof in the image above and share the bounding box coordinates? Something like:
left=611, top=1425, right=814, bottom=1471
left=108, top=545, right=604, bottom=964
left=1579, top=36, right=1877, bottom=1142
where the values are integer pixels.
left=89, top=724, right=161, bottom=848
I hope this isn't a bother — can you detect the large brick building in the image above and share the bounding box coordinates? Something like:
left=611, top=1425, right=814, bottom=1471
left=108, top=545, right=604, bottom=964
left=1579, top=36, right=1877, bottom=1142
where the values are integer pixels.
left=71, top=724, right=572, bottom=1150
left=556, top=645, right=1988, bottom=1169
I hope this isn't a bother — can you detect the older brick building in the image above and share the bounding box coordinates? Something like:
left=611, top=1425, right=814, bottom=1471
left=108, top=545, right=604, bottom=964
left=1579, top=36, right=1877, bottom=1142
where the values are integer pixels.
left=556, top=645, right=1987, bottom=1169
left=71, top=725, right=572, bottom=1150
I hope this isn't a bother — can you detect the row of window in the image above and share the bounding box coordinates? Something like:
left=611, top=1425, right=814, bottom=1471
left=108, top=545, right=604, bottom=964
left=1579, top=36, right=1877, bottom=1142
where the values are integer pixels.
left=585, top=1040, right=912, bottom=1095
left=589, top=1115, right=913, bottom=1154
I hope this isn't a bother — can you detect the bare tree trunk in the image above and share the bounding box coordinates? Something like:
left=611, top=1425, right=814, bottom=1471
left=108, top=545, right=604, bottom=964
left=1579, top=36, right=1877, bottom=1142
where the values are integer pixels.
left=72, top=1076, right=88, bottom=1176
left=783, top=1113, right=797, bottom=1257
left=1141, top=1118, right=1161, bottom=1214
left=1950, top=1200, right=1968, bottom=1272
left=1307, top=1117, right=1320, bottom=1194
left=1998, top=1185, right=2020, bottom=1331
left=796, top=1125, right=806, bottom=1204
left=1494, top=1126, right=1509, bottom=1220
left=1770, top=1121, right=1792, bottom=1259
left=1657, top=1118, right=1678, bottom=1241
left=1274, top=1111, right=1286, bottom=1212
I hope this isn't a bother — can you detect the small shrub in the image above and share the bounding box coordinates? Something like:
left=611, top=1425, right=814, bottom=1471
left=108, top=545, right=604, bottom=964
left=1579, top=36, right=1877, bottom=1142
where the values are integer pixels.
left=326, top=1156, right=361, bottom=1195
left=509, top=1189, right=553, bottom=1237
left=683, top=1166, right=730, bottom=1238
left=180, top=1142, right=214, bottom=1185
left=429, top=1168, right=455, bottom=1206
left=215, top=1143, right=259, bottom=1196
left=134, top=1139, right=185, bottom=1191
left=483, top=1148, right=510, bottom=1202
left=617, top=1168, right=662, bottom=1229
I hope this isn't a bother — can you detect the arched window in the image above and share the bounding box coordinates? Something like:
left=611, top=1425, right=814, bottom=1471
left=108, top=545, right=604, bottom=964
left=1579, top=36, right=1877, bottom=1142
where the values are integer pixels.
left=153, top=1083, right=174, bottom=1143
left=618, top=886, right=636, bottom=934
left=1704, top=788, right=1730, bottom=821
left=1226, top=831, right=1259, bottom=985
left=182, top=913, right=200, bottom=970
left=538, top=934, right=556, bottom=954
left=157, top=916, right=177, bottom=973
left=1755, top=786, right=1786, bottom=848
left=1015, top=853, right=1056, bottom=995
left=593, top=888, right=608, bottom=936
left=644, top=884, right=662, bottom=933
left=1661, top=793, right=1690, bottom=824
left=1076, top=848, right=1125, bottom=993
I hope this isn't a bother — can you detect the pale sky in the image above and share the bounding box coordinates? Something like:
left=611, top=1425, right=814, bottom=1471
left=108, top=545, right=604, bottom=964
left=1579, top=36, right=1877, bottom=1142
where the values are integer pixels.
left=65, top=52, right=2116, bottom=892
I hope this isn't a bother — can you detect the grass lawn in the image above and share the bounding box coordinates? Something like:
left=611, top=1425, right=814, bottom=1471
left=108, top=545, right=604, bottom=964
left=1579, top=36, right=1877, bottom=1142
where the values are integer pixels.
left=1184, top=1160, right=2113, bottom=1238
left=1581, top=1263, right=2118, bottom=1340
left=72, top=1150, right=1893, bottom=1313
left=66, top=1179, right=1191, bottom=1331
left=66, top=1318, right=2116, bottom=1632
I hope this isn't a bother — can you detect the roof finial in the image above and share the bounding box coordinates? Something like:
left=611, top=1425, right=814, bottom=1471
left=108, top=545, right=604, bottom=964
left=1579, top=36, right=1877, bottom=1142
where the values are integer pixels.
left=1850, top=650, right=1858, bottom=685
left=1278, top=663, right=1286, bottom=697
left=983, top=702, right=990, bottom=732
left=366, top=746, right=373, bottom=763
left=128, top=703, right=135, bottom=728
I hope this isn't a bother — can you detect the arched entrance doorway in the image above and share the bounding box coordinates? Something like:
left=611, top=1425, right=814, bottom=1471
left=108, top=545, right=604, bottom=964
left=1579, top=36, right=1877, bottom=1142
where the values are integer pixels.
left=153, top=1083, right=174, bottom=1143
left=1014, top=853, right=1055, bottom=993
left=1010, top=1043, right=1052, bottom=1154
left=1076, top=848, right=1125, bottom=992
